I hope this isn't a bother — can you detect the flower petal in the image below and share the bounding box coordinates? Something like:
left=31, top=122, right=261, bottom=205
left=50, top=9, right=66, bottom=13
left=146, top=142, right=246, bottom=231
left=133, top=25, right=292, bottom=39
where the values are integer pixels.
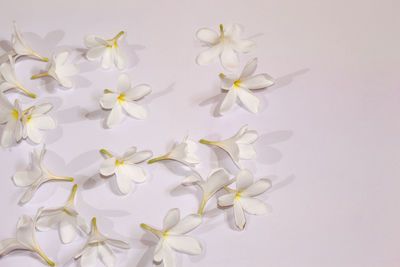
left=220, top=47, right=239, bottom=71
left=30, top=115, right=56, bottom=130
left=219, top=89, right=237, bottom=115
left=181, top=175, right=201, bottom=186
left=105, top=238, right=130, bottom=249
left=196, top=44, right=222, bottom=66
left=19, top=183, right=40, bottom=204
left=237, top=87, right=260, bottom=113
left=86, top=46, right=106, bottom=60
left=80, top=246, right=98, bottom=266
left=100, top=93, right=119, bottom=109
left=101, top=48, right=113, bottom=69
left=239, top=197, right=269, bottom=215
left=124, top=84, right=151, bottom=101
left=13, top=170, right=41, bottom=186
left=237, top=143, right=256, bottom=159
left=241, top=73, right=274, bottom=89
left=163, top=208, right=180, bottom=231
left=240, top=58, right=258, bottom=79
left=106, top=104, right=123, bottom=127
left=76, top=215, right=91, bottom=234
left=236, top=169, right=254, bottom=190
left=113, top=46, right=127, bottom=70
left=166, top=235, right=202, bottom=255
left=26, top=125, right=44, bottom=144
left=122, top=147, right=137, bottom=158
left=169, top=214, right=202, bottom=235
left=121, top=101, right=147, bottom=119
left=219, top=75, right=235, bottom=90
left=16, top=215, right=35, bottom=249
left=203, top=168, right=230, bottom=197
left=32, top=103, right=52, bottom=115
left=121, top=164, right=148, bottom=183
left=1, top=118, right=17, bottom=148
left=55, top=51, right=69, bottom=66
left=85, top=35, right=100, bottom=47
left=115, top=166, right=133, bottom=194
left=242, top=179, right=271, bottom=197
left=233, top=39, right=255, bottom=53
left=153, top=240, right=163, bottom=263
left=196, top=28, right=219, bottom=44
left=236, top=129, right=258, bottom=144
left=98, top=244, right=116, bottom=267
left=0, top=238, right=25, bottom=256
left=234, top=201, right=246, bottom=230
left=117, top=73, right=130, bottom=92
left=59, top=219, right=78, bottom=244
left=100, top=157, right=117, bottom=176
left=36, top=210, right=63, bottom=231
left=123, top=150, right=153, bottom=164
left=217, top=193, right=235, bottom=207
left=161, top=243, right=176, bottom=267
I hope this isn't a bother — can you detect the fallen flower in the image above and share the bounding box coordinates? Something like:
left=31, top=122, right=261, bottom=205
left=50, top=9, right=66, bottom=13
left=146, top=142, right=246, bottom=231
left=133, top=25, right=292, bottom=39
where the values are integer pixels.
left=0, top=94, right=22, bottom=148
left=22, top=103, right=56, bottom=144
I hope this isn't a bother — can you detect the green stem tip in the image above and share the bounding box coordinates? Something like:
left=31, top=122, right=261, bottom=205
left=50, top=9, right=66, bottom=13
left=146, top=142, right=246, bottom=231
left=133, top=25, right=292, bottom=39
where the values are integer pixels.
left=100, top=149, right=113, bottom=158
left=147, top=155, right=166, bottom=164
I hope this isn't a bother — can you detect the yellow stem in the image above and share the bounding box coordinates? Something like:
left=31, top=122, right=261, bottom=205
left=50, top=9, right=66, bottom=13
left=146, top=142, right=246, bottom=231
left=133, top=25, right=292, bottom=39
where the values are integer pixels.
left=198, top=197, right=208, bottom=215
left=23, top=106, right=35, bottom=115
left=100, top=149, right=113, bottom=158
left=224, top=186, right=235, bottom=193
left=140, top=223, right=162, bottom=237
left=36, top=248, right=55, bottom=266
left=17, top=85, right=36, bottom=98
left=199, top=139, right=217, bottom=145
left=32, top=51, right=49, bottom=62
left=104, top=89, right=113, bottom=94
left=110, top=31, right=125, bottom=42
left=49, top=173, right=74, bottom=182
left=147, top=155, right=167, bottom=164
left=219, top=73, right=226, bottom=78
left=68, top=184, right=78, bottom=202
left=31, top=72, right=49, bottom=80
left=92, top=217, right=98, bottom=233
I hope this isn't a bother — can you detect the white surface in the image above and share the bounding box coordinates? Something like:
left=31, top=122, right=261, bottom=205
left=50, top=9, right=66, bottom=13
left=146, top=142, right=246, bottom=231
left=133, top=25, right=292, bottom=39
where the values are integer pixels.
left=0, top=0, right=400, bottom=266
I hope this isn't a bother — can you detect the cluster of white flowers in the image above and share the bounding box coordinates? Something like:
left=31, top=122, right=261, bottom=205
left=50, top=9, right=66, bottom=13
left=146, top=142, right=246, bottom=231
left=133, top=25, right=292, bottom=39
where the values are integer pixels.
left=196, top=24, right=275, bottom=115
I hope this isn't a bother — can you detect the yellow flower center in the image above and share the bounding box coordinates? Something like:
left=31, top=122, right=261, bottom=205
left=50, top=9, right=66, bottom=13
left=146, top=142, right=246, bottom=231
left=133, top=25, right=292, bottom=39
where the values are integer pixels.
left=12, top=109, right=19, bottom=119
left=163, top=230, right=169, bottom=239
left=118, top=94, right=126, bottom=102
left=116, top=159, right=124, bottom=166
left=234, top=190, right=243, bottom=201
left=233, top=80, right=242, bottom=88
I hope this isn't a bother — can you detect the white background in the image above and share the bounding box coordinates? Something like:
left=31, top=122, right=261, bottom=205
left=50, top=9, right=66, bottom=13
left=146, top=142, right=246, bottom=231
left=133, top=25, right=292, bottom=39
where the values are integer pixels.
left=0, top=0, right=400, bottom=266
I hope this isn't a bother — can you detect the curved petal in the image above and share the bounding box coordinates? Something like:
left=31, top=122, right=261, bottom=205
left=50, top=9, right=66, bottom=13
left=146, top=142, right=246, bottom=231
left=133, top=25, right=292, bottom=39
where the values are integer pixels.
left=105, top=238, right=130, bottom=249
left=217, top=193, right=235, bottom=207
left=58, top=76, right=74, bottom=88
left=196, top=28, right=219, bottom=44
left=80, top=246, right=98, bottom=266
left=36, top=211, right=63, bottom=231
left=153, top=240, right=163, bottom=263
left=59, top=64, right=78, bottom=77
left=86, top=46, right=106, bottom=60
left=113, top=46, right=127, bottom=70
left=219, top=89, right=237, bottom=115
left=181, top=175, right=201, bottom=186
left=237, top=87, right=260, bottom=113
left=242, top=179, right=271, bottom=197
left=239, top=197, right=269, bottom=215
left=237, top=143, right=256, bottom=159
left=236, top=130, right=258, bottom=144
left=13, top=170, right=41, bottom=186
left=240, top=58, right=258, bottom=79
left=121, top=101, right=147, bottom=119
left=1, top=118, right=17, bottom=148
left=0, top=238, right=26, bottom=256
left=98, top=244, right=116, bottom=267
left=220, top=75, right=235, bottom=90
left=234, top=201, right=246, bottom=230
left=122, top=147, right=137, bottom=159
left=166, top=235, right=202, bottom=255
left=59, top=219, right=78, bottom=244
left=16, top=215, right=35, bottom=249
left=203, top=168, right=230, bottom=196
left=106, top=104, right=123, bottom=128
left=161, top=243, right=175, bottom=267
left=241, top=73, right=274, bottom=89
left=117, top=73, right=131, bottom=92
left=220, top=47, right=239, bottom=71
left=233, top=39, right=255, bottom=53
left=26, top=125, right=44, bottom=144
left=120, top=164, right=147, bottom=183
left=100, top=93, right=119, bottom=109
left=124, top=150, right=153, bottom=164
left=19, top=183, right=40, bottom=204
left=163, top=208, right=180, bottom=231
left=124, top=84, right=151, bottom=101
left=32, top=103, right=52, bottom=115
left=100, top=157, right=117, bottom=176
left=30, top=115, right=56, bottom=130
left=115, top=166, right=133, bottom=194
left=196, top=44, right=222, bottom=66
left=101, top=48, right=113, bottom=69
left=76, top=215, right=91, bottom=234
left=55, top=51, right=69, bottom=66
left=236, top=169, right=254, bottom=190
left=169, top=214, right=202, bottom=235
left=85, top=34, right=101, bottom=47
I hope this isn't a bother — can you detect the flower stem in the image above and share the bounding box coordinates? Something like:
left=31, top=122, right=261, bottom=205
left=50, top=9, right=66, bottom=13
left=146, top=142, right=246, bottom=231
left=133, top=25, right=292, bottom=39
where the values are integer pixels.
left=49, top=172, right=74, bottom=182
left=31, top=72, right=49, bottom=80
left=199, top=139, right=217, bottom=145
left=68, top=184, right=78, bottom=202
left=147, top=155, right=166, bottom=164
left=32, top=51, right=49, bottom=62
left=219, top=73, right=226, bottom=78
left=111, top=31, right=125, bottom=42
left=198, top=197, right=208, bottom=215
left=92, top=217, right=98, bottom=233
left=36, top=248, right=55, bottom=266
left=17, top=85, right=36, bottom=98
left=23, top=106, right=35, bottom=115
left=100, top=149, right=113, bottom=158
left=140, top=223, right=162, bottom=237
left=104, top=89, right=113, bottom=94
left=219, top=24, right=224, bottom=37
left=224, top=186, right=235, bottom=193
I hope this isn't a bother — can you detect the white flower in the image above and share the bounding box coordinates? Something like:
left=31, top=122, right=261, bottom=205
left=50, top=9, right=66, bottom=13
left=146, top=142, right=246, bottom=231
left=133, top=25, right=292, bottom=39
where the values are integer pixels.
left=35, top=184, right=90, bottom=244
left=219, top=58, right=274, bottom=114
left=12, top=21, right=49, bottom=62
left=74, top=218, right=130, bottom=267
left=182, top=168, right=232, bottom=214
left=200, top=125, right=258, bottom=168
left=31, top=51, right=78, bottom=88
left=100, top=73, right=151, bottom=128
left=218, top=169, right=271, bottom=230
left=140, top=208, right=202, bottom=267
left=22, top=103, right=56, bottom=144
left=85, top=31, right=127, bottom=69
left=0, top=94, right=23, bottom=148
left=13, top=145, right=74, bottom=204
left=196, top=24, right=255, bottom=71
left=99, top=147, right=153, bottom=195
left=0, top=55, right=37, bottom=98
left=0, top=215, right=55, bottom=266
left=148, top=136, right=200, bottom=167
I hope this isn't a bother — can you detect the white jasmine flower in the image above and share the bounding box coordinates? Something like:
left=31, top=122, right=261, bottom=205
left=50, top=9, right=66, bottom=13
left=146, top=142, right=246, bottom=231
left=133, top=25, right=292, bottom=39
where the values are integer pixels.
left=196, top=24, right=255, bottom=71
left=182, top=168, right=232, bottom=214
left=85, top=31, right=127, bottom=69
left=74, top=218, right=130, bottom=267
left=200, top=125, right=258, bottom=168
left=99, top=147, right=153, bottom=195
left=35, top=184, right=90, bottom=244
left=0, top=94, right=23, bottom=148
left=148, top=136, right=200, bottom=167
left=218, top=169, right=271, bottom=230
left=12, top=22, right=49, bottom=62
left=219, top=58, right=274, bottom=114
left=0, top=215, right=55, bottom=266
left=13, top=145, right=74, bottom=204
left=22, top=103, right=56, bottom=144
left=0, top=56, right=37, bottom=98
left=100, top=73, right=151, bottom=128
left=140, top=208, right=202, bottom=267
left=31, top=51, right=78, bottom=88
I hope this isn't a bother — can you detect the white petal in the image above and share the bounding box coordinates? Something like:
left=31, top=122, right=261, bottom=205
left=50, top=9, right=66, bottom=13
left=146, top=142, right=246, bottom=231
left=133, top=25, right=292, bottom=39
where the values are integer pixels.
left=16, top=215, right=35, bottom=249
left=76, top=215, right=91, bottom=234
left=32, top=103, right=52, bottom=115
left=225, top=24, right=242, bottom=39
left=236, top=130, right=258, bottom=143
left=115, top=166, right=133, bottom=194
left=59, top=219, right=78, bottom=244
left=233, top=39, right=255, bottom=53
left=181, top=175, right=201, bottom=186
left=196, top=44, right=223, bottom=66
left=100, top=93, right=119, bottom=109
left=121, top=164, right=147, bottom=183
left=122, top=147, right=137, bottom=158
left=236, top=169, right=254, bottom=190
left=105, top=238, right=130, bottom=249
left=163, top=208, right=180, bottom=231
left=241, top=73, right=274, bottom=89
left=26, top=125, right=44, bottom=144
left=80, top=246, right=98, bottom=266
left=219, top=76, right=235, bottom=90
left=234, top=201, right=246, bottom=230
left=85, top=34, right=101, bottom=47
left=242, top=179, right=271, bottom=197
left=98, top=244, right=116, bottom=267
left=124, top=84, right=151, bottom=101
left=100, top=157, right=117, bottom=176
left=58, top=76, right=74, bottom=88
left=167, top=236, right=202, bottom=255
left=36, top=210, right=63, bottom=231
left=0, top=238, right=25, bottom=256
left=19, top=183, right=40, bottom=204
left=101, top=48, right=113, bottom=69
left=55, top=51, right=69, bottom=66
left=169, top=214, right=202, bottom=235
left=1, top=118, right=17, bottom=148
left=239, top=197, right=269, bottom=215
left=237, top=87, right=260, bottom=113
left=30, top=115, right=56, bottom=130
left=161, top=243, right=176, bottom=267
left=86, top=46, right=106, bottom=60
left=121, top=101, right=147, bottom=119
left=153, top=240, right=163, bottom=263
left=60, top=63, right=79, bottom=76
left=217, top=193, right=235, bottom=207
left=13, top=170, right=41, bottom=186
left=220, top=47, right=239, bottom=71
left=123, top=150, right=152, bottom=164
left=196, top=28, right=219, bottom=44
left=113, top=46, right=127, bottom=70
left=240, top=58, right=258, bottom=79
left=237, top=143, right=256, bottom=159
left=117, top=73, right=131, bottom=92
left=203, top=168, right=230, bottom=197
left=219, top=89, right=237, bottom=115
left=106, top=104, right=123, bottom=128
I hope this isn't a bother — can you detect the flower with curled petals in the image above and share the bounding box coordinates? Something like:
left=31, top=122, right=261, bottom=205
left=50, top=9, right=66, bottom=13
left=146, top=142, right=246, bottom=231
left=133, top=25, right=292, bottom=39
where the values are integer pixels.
left=196, top=24, right=255, bottom=71
left=0, top=94, right=23, bottom=148
left=148, top=136, right=200, bottom=167
left=74, top=218, right=130, bottom=267
left=218, top=169, right=271, bottom=230
left=13, top=145, right=74, bottom=204
left=12, top=21, right=49, bottom=62
left=22, top=103, right=56, bottom=144
left=35, top=184, right=90, bottom=244
left=182, top=168, right=232, bottom=214
left=0, top=56, right=37, bottom=98
left=219, top=58, right=274, bottom=114
left=140, top=208, right=202, bottom=267
left=0, top=215, right=55, bottom=266
left=31, top=51, right=78, bottom=88
left=99, top=147, right=153, bottom=194
left=200, top=124, right=258, bottom=168
left=85, top=31, right=127, bottom=69
left=100, top=73, right=151, bottom=128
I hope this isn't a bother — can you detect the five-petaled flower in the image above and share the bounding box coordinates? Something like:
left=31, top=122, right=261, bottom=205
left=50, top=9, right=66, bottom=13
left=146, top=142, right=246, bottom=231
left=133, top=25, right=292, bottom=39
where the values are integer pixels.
left=0, top=94, right=23, bottom=148
left=21, top=103, right=56, bottom=144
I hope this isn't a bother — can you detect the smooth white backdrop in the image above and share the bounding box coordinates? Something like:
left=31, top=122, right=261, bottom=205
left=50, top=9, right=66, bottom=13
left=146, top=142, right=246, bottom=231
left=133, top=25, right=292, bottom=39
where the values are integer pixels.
left=0, top=0, right=399, bottom=266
